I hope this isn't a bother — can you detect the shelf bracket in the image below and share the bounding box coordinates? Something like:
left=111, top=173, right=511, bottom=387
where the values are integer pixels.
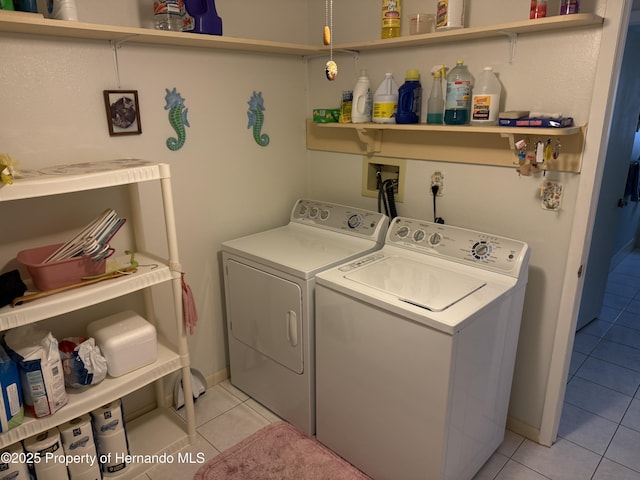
left=355, top=127, right=382, bottom=154
left=499, top=32, right=518, bottom=64
left=109, top=36, right=137, bottom=88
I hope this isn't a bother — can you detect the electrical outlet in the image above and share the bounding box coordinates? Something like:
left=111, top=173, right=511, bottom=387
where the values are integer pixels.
left=431, top=171, right=444, bottom=196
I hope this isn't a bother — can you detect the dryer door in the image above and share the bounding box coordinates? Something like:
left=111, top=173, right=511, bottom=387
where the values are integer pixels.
left=226, top=259, right=304, bottom=374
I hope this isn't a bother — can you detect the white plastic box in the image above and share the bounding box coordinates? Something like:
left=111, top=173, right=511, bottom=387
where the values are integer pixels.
left=87, top=311, right=157, bottom=377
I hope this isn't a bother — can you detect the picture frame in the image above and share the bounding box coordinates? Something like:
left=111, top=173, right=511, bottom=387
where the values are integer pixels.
left=103, top=90, right=142, bottom=136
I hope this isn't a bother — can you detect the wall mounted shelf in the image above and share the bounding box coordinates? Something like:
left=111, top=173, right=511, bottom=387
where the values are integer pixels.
left=0, top=10, right=318, bottom=56
left=0, top=10, right=602, bottom=57
left=306, top=120, right=587, bottom=173
left=327, top=13, right=603, bottom=52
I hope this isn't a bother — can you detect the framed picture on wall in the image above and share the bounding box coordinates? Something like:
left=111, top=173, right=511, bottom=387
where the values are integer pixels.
left=103, top=90, right=142, bottom=136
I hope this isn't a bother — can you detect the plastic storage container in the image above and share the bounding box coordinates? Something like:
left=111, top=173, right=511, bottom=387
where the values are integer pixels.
left=471, top=67, right=502, bottom=126
left=154, top=0, right=184, bottom=31
left=381, top=0, right=401, bottom=39
left=87, top=311, right=157, bottom=378
left=373, top=72, right=399, bottom=124
left=17, top=243, right=106, bottom=291
left=396, top=69, right=422, bottom=124
left=427, top=69, right=445, bottom=124
left=444, top=60, right=473, bottom=125
left=352, top=70, right=373, bottom=123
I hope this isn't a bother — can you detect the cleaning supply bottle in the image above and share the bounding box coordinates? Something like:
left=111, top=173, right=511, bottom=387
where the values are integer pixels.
left=396, top=69, right=422, bottom=124
left=436, top=0, right=466, bottom=30
left=372, top=73, right=399, bottom=124
left=530, top=0, right=547, bottom=19
left=352, top=70, right=373, bottom=124
left=444, top=60, right=473, bottom=125
left=560, top=0, right=579, bottom=14
left=154, top=0, right=184, bottom=31
left=381, top=0, right=401, bottom=39
left=426, top=67, right=445, bottom=124
left=471, top=67, right=502, bottom=126
left=44, top=0, right=78, bottom=20
left=183, top=0, right=222, bottom=35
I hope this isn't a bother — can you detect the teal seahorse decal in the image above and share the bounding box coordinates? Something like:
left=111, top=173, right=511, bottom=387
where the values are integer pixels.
left=247, top=91, right=270, bottom=147
left=164, top=87, right=190, bottom=151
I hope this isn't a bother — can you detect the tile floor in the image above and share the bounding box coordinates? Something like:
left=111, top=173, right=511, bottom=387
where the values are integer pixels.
left=139, top=250, right=640, bottom=480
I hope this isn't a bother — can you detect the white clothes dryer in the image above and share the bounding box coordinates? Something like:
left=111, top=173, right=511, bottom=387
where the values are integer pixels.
left=315, top=217, right=530, bottom=480
left=221, top=199, right=388, bottom=435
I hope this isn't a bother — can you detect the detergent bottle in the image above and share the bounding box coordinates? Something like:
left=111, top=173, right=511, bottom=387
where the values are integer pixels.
left=372, top=73, right=399, bottom=124
left=352, top=70, right=373, bottom=123
left=396, top=69, right=422, bottom=124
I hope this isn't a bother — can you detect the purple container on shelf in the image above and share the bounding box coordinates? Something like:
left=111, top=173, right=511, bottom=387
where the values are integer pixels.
left=183, top=0, right=223, bottom=35
left=560, top=0, right=579, bottom=15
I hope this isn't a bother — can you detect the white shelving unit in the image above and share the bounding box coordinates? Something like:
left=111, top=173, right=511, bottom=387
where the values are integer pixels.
left=0, top=159, right=196, bottom=477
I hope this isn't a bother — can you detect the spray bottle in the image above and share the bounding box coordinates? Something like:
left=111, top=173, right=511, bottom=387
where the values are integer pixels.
left=426, top=65, right=446, bottom=125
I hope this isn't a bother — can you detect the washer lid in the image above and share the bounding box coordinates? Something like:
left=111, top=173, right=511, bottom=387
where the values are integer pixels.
left=345, top=256, right=486, bottom=312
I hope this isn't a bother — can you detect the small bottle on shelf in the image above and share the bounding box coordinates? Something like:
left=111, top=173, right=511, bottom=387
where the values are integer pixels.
left=381, top=0, right=401, bottom=39
left=154, top=0, right=185, bottom=32
left=530, top=0, right=547, bottom=19
left=560, top=0, right=579, bottom=15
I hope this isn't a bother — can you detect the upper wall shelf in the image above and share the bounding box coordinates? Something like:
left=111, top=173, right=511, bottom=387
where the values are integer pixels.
left=0, top=10, right=318, bottom=56
left=0, top=10, right=603, bottom=56
left=330, top=13, right=603, bottom=52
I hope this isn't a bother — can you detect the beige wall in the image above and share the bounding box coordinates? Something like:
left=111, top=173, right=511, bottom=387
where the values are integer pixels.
left=0, top=0, right=629, bottom=440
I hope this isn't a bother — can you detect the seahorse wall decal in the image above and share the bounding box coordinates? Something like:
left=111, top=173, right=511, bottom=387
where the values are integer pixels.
left=247, top=91, right=270, bottom=147
left=164, top=87, right=190, bottom=151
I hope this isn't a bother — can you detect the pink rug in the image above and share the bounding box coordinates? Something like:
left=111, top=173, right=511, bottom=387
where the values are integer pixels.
left=193, top=421, right=371, bottom=480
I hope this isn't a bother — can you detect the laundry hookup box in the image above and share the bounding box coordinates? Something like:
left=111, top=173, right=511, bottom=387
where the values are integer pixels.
left=87, top=311, right=157, bottom=377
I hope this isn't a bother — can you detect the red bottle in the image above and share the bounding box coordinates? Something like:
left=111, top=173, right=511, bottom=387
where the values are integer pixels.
left=530, top=0, right=547, bottom=19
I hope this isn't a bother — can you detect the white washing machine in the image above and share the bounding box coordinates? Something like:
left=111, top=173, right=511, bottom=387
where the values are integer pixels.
left=221, top=199, right=388, bottom=435
left=315, top=217, right=530, bottom=480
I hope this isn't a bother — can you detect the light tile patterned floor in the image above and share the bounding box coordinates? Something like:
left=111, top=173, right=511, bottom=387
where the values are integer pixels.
left=137, top=250, right=640, bottom=479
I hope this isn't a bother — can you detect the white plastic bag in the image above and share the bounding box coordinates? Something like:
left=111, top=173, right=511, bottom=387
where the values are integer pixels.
left=59, top=337, right=108, bottom=388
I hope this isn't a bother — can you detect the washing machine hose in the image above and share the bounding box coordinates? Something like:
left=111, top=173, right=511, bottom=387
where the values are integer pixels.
left=378, top=178, right=398, bottom=220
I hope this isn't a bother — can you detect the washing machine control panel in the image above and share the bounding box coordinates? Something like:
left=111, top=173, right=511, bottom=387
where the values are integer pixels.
left=387, top=217, right=529, bottom=275
left=291, top=199, right=388, bottom=241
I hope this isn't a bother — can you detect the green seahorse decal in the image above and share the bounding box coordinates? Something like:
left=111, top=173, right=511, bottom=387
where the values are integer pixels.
left=247, top=91, right=270, bottom=147
left=164, top=87, right=190, bottom=151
